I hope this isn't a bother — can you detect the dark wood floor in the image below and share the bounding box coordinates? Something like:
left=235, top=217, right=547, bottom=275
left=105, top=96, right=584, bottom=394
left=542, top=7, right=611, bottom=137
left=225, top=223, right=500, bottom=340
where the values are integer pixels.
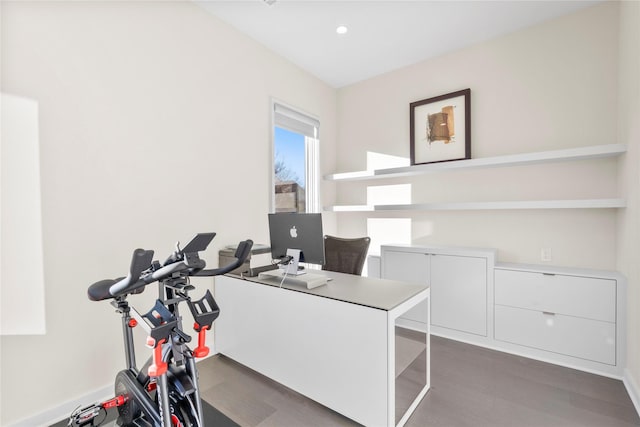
left=198, top=335, right=640, bottom=427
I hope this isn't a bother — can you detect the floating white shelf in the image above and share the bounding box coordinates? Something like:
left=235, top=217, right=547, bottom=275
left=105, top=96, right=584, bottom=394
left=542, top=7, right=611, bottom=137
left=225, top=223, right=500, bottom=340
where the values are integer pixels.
left=324, top=199, right=626, bottom=212
left=327, top=205, right=375, bottom=212
left=324, top=144, right=627, bottom=182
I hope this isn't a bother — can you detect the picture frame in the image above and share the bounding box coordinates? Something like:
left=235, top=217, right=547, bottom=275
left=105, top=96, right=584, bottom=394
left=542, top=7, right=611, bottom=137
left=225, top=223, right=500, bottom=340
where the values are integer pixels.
left=410, top=89, right=471, bottom=166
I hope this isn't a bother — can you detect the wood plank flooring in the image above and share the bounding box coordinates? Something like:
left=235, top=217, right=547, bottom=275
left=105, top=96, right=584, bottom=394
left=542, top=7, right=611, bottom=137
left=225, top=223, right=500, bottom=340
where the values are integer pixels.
left=198, top=335, right=640, bottom=427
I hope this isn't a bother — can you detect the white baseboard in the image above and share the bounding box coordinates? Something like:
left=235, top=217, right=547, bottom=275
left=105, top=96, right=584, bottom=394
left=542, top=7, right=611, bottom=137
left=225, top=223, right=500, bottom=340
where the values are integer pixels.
left=624, top=368, right=640, bottom=418
left=7, top=384, right=112, bottom=427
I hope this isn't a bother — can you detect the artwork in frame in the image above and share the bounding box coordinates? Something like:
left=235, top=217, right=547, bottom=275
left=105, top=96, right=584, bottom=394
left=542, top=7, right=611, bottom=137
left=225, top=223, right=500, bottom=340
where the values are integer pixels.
left=410, top=88, right=471, bottom=165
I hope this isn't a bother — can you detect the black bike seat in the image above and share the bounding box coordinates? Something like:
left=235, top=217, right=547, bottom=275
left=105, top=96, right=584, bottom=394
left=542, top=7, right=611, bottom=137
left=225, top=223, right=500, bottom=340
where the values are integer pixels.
left=88, top=278, right=119, bottom=301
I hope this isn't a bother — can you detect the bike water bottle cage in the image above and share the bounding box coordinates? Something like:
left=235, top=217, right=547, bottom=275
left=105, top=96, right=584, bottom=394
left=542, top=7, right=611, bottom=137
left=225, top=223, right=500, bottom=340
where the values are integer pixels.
left=136, top=301, right=175, bottom=378
left=187, top=290, right=220, bottom=358
left=137, top=300, right=177, bottom=346
left=187, top=290, right=220, bottom=332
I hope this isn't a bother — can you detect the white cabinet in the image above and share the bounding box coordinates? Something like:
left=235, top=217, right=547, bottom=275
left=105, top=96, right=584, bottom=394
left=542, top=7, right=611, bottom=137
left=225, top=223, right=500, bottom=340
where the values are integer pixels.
left=366, top=255, right=381, bottom=278
left=494, top=264, right=623, bottom=369
left=381, top=250, right=626, bottom=377
left=431, top=254, right=487, bottom=336
left=381, top=245, right=495, bottom=337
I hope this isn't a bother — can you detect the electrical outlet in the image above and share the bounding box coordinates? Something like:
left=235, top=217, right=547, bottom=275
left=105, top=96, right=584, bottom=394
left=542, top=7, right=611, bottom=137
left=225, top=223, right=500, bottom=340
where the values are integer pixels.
left=541, top=247, right=552, bottom=262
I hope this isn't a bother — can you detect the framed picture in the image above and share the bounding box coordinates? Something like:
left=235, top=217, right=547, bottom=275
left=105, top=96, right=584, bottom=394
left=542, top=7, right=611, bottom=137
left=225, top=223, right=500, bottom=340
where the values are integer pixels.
left=410, top=89, right=471, bottom=165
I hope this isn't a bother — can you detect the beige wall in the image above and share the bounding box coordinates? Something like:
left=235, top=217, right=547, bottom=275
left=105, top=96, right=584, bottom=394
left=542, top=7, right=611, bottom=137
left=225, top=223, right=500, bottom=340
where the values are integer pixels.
left=617, top=0, right=640, bottom=404
left=0, top=1, right=336, bottom=424
left=335, top=2, right=620, bottom=269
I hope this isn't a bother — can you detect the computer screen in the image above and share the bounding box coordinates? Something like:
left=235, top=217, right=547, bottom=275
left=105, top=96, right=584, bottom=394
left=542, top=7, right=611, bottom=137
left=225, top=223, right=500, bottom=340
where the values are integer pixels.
left=268, top=213, right=325, bottom=266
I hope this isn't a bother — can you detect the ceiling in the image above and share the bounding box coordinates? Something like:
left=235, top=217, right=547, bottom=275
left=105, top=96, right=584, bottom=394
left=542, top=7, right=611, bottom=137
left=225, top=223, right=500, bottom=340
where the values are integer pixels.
left=196, top=0, right=602, bottom=88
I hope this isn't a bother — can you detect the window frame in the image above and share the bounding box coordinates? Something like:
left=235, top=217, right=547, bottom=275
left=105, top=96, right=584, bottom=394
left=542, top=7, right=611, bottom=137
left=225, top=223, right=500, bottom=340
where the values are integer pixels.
left=270, top=99, right=320, bottom=214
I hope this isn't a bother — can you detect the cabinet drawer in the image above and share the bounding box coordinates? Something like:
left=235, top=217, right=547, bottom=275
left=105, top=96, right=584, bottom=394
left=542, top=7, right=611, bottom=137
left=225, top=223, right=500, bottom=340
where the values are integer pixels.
left=495, top=305, right=615, bottom=365
left=494, top=269, right=615, bottom=322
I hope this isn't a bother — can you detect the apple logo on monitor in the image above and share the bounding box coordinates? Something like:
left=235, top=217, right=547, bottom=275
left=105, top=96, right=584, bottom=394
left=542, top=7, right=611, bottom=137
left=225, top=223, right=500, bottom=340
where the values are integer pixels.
left=290, top=226, right=298, bottom=238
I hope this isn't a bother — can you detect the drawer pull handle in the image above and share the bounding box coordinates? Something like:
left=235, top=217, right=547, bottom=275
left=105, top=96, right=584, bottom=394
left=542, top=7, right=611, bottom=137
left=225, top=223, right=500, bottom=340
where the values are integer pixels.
left=542, top=311, right=556, bottom=316
left=542, top=273, right=556, bottom=276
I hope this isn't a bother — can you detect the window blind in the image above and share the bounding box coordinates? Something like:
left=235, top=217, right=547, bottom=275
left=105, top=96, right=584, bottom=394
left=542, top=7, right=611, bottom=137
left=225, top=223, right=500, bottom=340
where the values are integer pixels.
left=274, top=103, right=319, bottom=138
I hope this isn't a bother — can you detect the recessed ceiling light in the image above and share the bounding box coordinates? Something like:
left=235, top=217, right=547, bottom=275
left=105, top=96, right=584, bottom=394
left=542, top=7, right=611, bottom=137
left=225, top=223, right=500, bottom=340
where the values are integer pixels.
left=336, top=26, right=348, bottom=35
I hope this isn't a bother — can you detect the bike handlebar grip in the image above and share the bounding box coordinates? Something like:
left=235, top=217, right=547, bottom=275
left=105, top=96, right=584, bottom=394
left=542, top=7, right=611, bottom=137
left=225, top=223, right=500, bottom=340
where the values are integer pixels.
left=108, top=249, right=154, bottom=297
left=130, top=248, right=154, bottom=277
left=88, top=278, right=118, bottom=301
left=193, top=239, right=254, bottom=277
left=234, top=239, right=253, bottom=264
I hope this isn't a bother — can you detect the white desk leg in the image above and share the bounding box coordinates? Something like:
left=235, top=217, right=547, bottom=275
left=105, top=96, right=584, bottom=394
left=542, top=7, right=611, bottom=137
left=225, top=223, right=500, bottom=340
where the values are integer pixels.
left=389, top=289, right=431, bottom=427
left=387, top=314, right=396, bottom=427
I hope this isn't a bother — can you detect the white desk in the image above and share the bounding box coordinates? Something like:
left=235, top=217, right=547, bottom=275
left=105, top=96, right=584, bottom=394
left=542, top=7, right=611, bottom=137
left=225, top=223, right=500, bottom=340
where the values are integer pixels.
left=213, top=271, right=430, bottom=427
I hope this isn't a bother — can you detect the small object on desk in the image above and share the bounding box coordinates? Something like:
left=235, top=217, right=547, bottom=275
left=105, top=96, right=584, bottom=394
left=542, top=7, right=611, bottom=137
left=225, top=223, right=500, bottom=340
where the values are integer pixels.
left=258, top=270, right=327, bottom=289
left=225, top=243, right=271, bottom=252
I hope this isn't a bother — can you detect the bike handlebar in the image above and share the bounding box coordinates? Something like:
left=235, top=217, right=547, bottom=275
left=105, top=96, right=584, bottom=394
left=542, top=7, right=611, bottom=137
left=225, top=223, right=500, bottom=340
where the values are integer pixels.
left=193, top=239, right=253, bottom=277
left=87, top=235, right=254, bottom=302
left=107, top=248, right=155, bottom=296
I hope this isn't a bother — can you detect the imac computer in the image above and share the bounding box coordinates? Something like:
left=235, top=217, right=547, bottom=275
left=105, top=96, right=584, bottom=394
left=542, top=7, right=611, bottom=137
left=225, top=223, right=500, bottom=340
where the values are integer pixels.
left=268, top=213, right=325, bottom=276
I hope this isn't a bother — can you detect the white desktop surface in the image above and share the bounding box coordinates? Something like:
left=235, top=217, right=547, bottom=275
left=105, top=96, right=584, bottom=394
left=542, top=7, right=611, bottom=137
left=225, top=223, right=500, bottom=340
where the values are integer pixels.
left=213, top=271, right=430, bottom=427
left=245, top=269, right=428, bottom=310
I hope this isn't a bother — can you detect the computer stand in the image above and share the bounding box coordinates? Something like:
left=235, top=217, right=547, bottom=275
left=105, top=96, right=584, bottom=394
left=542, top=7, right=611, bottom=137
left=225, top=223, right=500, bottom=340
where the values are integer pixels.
left=258, top=269, right=327, bottom=289
left=279, top=248, right=305, bottom=276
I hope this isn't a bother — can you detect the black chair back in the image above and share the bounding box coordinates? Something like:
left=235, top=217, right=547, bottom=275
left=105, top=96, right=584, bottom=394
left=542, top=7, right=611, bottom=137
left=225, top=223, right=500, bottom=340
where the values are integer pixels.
left=322, top=235, right=371, bottom=276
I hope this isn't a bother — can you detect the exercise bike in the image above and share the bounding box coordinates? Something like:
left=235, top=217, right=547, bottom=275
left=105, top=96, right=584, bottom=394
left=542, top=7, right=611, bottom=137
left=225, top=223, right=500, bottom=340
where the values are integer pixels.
left=70, top=233, right=253, bottom=427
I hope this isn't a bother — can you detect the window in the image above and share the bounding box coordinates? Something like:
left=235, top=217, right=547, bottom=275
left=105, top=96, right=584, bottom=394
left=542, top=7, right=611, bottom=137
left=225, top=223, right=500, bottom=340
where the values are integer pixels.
left=271, top=101, right=320, bottom=213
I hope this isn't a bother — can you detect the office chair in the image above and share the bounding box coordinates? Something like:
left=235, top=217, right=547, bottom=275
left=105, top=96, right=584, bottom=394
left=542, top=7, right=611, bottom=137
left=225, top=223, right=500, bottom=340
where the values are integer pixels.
left=322, top=235, right=371, bottom=276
